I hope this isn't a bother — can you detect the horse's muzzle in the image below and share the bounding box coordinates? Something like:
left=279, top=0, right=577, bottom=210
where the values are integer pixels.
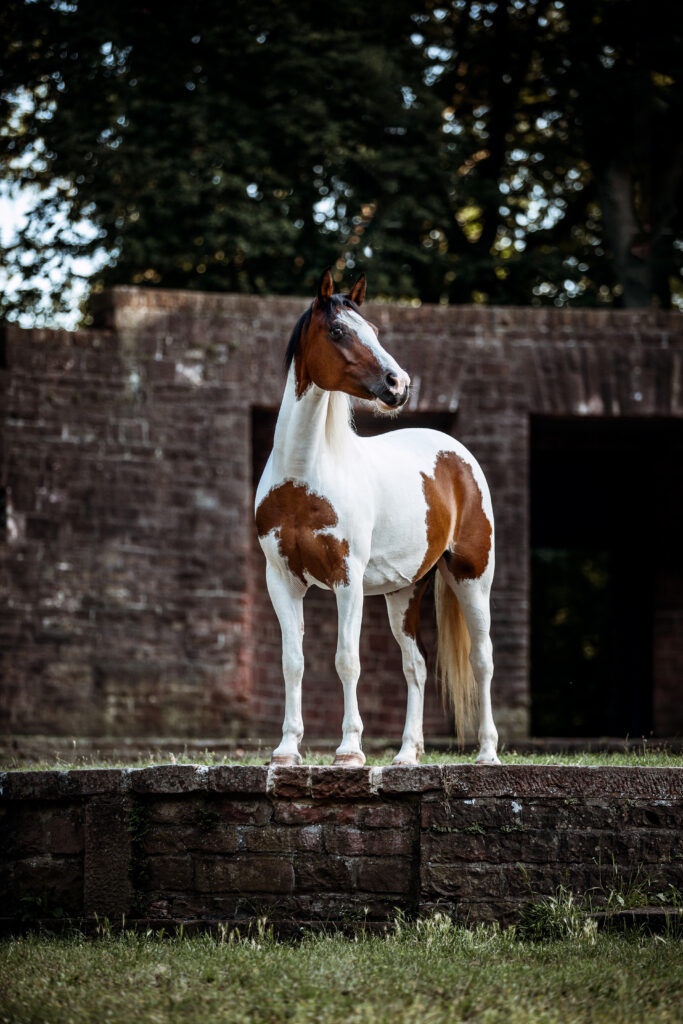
left=370, top=367, right=411, bottom=409
left=375, top=386, right=409, bottom=411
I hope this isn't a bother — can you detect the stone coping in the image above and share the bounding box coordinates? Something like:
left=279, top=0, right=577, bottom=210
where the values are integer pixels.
left=2, top=763, right=682, bottom=802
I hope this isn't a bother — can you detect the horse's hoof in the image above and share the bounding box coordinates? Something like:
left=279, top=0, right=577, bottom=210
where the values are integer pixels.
left=391, top=756, right=420, bottom=766
left=270, top=754, right=302, bottom=767
left=475, top=756, right=501, bottom=766
left=332, top=753, right=366, bottom=768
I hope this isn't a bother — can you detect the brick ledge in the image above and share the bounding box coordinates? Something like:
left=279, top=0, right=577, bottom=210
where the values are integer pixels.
left=2, top=763, right=682, bottom=801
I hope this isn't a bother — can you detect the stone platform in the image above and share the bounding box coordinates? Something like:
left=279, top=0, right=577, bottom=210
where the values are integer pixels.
left=1, top=764, right=681, bottom=932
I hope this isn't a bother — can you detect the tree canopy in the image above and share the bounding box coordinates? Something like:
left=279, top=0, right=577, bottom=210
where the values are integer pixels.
left=1, top=0, right=682, bottom=324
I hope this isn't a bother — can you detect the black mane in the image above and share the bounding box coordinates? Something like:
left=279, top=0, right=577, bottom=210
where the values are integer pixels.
left=284, top=305, right=313, bottom=371
left=284, top=294, right=363, bottom=372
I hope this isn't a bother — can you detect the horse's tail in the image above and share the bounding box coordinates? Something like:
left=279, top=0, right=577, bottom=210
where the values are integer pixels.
left=434, top=571, right=478, bottom=746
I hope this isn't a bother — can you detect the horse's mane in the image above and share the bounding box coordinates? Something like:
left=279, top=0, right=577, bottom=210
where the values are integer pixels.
left=284, top=305, right=313, bottom=371
left=284, top=295, right=363, bottom=371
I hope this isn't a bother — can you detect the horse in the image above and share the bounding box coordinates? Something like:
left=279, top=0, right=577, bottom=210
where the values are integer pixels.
left=255, top=268, right=500, bottom=767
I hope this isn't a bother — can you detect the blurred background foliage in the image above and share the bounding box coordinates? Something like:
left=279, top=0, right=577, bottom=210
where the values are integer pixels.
left=1, top=0, right=682, bottom=325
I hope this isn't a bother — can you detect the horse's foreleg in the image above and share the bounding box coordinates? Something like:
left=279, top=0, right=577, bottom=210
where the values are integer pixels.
left=266, top=565, right=306, bottom=766
left=385, top=582, right=428, bottom=765
left=333, top=577, right=365, bottom=767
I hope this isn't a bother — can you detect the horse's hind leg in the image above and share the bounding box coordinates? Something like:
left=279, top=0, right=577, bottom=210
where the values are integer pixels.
left=266, top=564, right=306, bottom=766
left=385, top=578, right=430, bottom=766
left=441, top=567, right=499, bottom=764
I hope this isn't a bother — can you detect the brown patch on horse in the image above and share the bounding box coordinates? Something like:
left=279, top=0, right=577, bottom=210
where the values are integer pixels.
left=401, top=573, right=432, bottom=642
left=256, top=481, right=350, bottom=587
left=414, top=451, right=492, bottom=583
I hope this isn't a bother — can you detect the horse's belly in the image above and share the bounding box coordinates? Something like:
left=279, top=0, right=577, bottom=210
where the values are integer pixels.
left=361, top=503, right=430, bottom=595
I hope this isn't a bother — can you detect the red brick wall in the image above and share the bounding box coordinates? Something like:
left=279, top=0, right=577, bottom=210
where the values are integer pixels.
left=2, top=764, right=681, bottom=930
left=1, top=289, right=682, bottom=743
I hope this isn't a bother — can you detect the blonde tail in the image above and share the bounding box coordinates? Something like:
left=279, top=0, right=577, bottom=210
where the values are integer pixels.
left=435, top=572, right=478, bottom=747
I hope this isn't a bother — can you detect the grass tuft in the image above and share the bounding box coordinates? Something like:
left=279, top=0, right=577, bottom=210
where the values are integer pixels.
left=517, top=885, right=598, bottom=943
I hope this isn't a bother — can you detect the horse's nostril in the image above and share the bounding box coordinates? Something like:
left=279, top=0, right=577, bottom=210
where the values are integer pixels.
left=385, top=371, right=399, bottom=390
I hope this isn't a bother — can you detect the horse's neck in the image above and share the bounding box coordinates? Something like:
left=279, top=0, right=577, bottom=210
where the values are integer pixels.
left=273, top=367, right=355, bottom=478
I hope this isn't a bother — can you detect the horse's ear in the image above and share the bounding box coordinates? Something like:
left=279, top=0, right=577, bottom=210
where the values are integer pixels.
left=347, top=273, right=366, bottom=307
left=314, top=267, right=334, bottom=307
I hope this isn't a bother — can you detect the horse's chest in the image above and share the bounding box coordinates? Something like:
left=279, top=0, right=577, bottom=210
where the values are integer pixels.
left=256, top=481, right=350, bottom=588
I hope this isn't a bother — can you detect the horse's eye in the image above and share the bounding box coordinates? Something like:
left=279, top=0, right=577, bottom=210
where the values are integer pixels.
left=330, top=325, right=343, bottom=339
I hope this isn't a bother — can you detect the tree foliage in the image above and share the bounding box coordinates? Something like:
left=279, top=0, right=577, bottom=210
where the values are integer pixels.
left=1, top=0, right=682, bottom=323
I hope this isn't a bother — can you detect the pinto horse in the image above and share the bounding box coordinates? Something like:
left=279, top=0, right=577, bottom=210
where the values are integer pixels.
left=255, top=269, right=499, bottom=767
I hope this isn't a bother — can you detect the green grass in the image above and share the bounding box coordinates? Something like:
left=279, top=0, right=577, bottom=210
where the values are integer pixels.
left=0, top=919, right=681, bottom=1024
left=2, top=747, right=683, bottom=772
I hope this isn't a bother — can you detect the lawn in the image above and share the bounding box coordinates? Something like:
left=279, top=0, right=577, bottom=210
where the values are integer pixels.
left=2, top=747, right=683, bottom=772
left=0, top=918, right=681, bottom=1024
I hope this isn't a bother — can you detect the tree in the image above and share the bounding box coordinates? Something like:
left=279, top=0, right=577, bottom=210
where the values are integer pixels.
left=546, top=0, right=683, bottom=308
left=0, top=0, right=439, bottom=320
left=406, top=0, right=683, bottom=307
left=1, top=0, right=681, bottom=323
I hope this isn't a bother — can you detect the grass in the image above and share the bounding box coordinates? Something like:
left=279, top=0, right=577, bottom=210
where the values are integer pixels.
left=0, top=917, right=681, bottom=1024
left=2, top=747, right=683, bottom=771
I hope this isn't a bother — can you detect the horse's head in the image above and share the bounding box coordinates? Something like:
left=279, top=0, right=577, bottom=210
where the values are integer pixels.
left=288, top=268, right=411, bottom=412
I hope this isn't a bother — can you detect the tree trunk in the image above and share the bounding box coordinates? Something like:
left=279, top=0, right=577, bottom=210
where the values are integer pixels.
left=595, top=160, right=651, bottom=307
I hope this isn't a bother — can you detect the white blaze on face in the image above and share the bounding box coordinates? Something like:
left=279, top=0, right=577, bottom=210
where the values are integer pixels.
left=338, top=307, right=411, bottom=396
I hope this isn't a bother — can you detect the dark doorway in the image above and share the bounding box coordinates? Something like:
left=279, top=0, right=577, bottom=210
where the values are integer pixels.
left=530, top=416, right=683, bottom=738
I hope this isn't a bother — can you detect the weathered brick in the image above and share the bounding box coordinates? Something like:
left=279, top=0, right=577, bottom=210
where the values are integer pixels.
left=209, top=766, right=268, bottom=795
left=293, top=853, right=353, bottom=892
left=421, top=862, right=504, bottom=900
left=266, top=767, right=310, bottom=799
left=379, top=766, right=442, bottom=795
left=171, top=894, right=240, bottom=921
left=143, top=825, right=240, bottom=856
left=355, top=801, right=414, bottom=829
left=273, top=800, right=356, bottom=826
left=213, top=798, right=274, bottom=826
left=309, top=768, right=373, bottom=800
left=195, top=855, right=295, bottom=894
left=1, top=807, right=45, bottom=857
left=421, top=796, right=523, bottom=830
left=45, top=805, right=84, bottom=854
left=147, top=855, right=194, bottom=890
left=146, top=796, right=272, bottom=827
left=84, top=795, right=132, bottom=918
left=618, top=801, right=682, bottom=830
left=146, top=798, right=203, bottom=825
left=240, top=824, right=323, bottom=854
left=426, top=766, right=683, bottom=802
left=422, top=830, right=488, bottom=864
left=324, top=827, right=412, bottom=857
left=352, top=857, right=413, bottom=894
left=129, top=765, right=210, bottom=794
left=0, top=770, right=122, bottom=802
left=11, top=855, right=84, bottom=915
left=422, top=828, right=562, bottom=866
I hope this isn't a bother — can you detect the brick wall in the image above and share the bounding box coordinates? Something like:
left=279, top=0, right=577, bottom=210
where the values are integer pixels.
left=1, top=764, right=681, bottom=930
left=1, top=288, right=682, bottom=744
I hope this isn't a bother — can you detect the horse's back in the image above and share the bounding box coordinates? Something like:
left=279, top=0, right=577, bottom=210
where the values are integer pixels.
left=360, top=427, right=492, bottom=510
left=360, top=426, right=494, bottom=590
